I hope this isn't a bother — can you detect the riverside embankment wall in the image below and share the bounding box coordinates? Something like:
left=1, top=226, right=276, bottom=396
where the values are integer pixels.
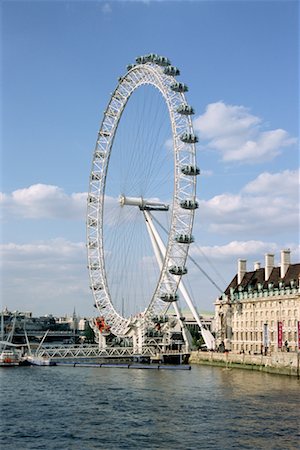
left=189, top=351, right=300, bottom=377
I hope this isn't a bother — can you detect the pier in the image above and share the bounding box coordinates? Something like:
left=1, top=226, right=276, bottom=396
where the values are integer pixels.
left=36, top=345, right=190, bottom=365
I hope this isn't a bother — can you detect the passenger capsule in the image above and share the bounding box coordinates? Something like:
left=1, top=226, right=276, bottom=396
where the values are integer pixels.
left=180, top=132, right=199, bottom=144
left=164, top=66, right=180, bottom=76
left=170, top=82, right=188, bottom=92
left=177, top=104, right=195, bottom=115
left=160, top=293, right=179, bottom=303
left=181, top=165, right=200, bottom=176
left=135, top=55, right=148, bottom=64
left=145, top=53, right=159, bottom=62
left=153, top=55, right=171, bottom=66
left=169, top=266, right=188, bottom=276
left=127, top=64, right=136, bottom=71
left=175, top=234, right=194, bottom=244
left=180, top=199, right=199, bottom=210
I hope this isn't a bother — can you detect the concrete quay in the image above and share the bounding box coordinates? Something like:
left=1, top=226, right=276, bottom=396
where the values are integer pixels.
left=189, top=350, right=300, bottom=377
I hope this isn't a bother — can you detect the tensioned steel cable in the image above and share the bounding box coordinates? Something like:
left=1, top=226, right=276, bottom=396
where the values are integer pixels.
left=151, top=215, right=224, bottom=294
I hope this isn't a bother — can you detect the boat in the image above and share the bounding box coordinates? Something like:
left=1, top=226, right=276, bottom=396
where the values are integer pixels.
left=0, top=350, right=20, bottom=367
left=0, top=310, right=22, bottom=367
left=23, top=328, right=55, bottom=366
left=26, top=355, right=55, bottom=366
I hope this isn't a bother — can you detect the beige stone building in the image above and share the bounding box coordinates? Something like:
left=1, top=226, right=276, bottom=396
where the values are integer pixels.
left=215, top=250, right=300, bottom=354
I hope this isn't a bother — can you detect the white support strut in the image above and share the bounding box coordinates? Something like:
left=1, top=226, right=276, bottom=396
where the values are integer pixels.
left=143, top=211, right=191, bottom=352
left=144, top=210, right=215, bottom=350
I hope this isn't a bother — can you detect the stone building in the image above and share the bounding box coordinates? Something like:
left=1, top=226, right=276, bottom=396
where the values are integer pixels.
left=215, top=249, right=300, bottom=354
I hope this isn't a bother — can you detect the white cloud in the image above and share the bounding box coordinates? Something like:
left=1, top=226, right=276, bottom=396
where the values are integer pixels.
left=190, top=240, right=278, bottom=261
left=1, top=184, right=87, bottom=220
left=0, top=239, right=91, bottom=316
left=1, top=184, right=171, bottom=230
left=243, top=169, right=300, bottom=195
left=196, top=169, right=299, bottom=234
left=194, top=102, right=297, bottom=163
left=2, top=167, right=299, bottom=238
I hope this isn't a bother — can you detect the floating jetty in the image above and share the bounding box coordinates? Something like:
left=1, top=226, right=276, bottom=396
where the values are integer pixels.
left=56, top=362, right=191, bottom=370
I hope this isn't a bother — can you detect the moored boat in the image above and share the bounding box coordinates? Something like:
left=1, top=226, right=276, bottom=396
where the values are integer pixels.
left=0, top=350, right=20, bottom=367
left=26, top=355, right=55, bottom=366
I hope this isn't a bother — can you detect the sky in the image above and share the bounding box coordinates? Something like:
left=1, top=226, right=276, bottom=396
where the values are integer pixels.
left=1, top=0, right=299, bottom=318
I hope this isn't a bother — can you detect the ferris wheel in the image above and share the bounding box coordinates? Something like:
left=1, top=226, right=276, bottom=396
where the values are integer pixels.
left=87, top=54, right=202, bottom=345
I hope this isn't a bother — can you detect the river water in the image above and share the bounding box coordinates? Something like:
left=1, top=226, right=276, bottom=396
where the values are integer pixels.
left=1, top=364, right=299, bottom=449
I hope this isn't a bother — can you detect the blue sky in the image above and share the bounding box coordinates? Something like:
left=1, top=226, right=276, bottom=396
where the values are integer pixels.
left=1, top=0, right=299, bottom=317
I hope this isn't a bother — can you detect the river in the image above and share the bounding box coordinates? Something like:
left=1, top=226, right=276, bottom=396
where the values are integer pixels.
left=1, top=364, right=299, bottom=449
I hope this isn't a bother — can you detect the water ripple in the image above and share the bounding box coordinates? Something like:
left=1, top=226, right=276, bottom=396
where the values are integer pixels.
left=0, top=365, right=299, bottom=449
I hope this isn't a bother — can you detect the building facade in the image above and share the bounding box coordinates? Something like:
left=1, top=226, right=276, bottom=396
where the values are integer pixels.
left=215, top=250, right=300, bottom=353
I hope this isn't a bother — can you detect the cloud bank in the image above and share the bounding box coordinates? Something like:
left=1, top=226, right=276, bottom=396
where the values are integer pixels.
left=194, top=102, right=297, bottom=163
left=198, top=169, right=299, bottom=234
left=1, top=168, right=299, bottom=236
left=1, top=184, right=87, bottom=220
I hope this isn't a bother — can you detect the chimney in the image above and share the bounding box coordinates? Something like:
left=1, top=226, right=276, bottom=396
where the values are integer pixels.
left=238, top=259, right=247, bottom=284
left=265, top=253, right=274, bottom=281
left=280, top=249, right=291, bottom=279
left=254, top=261, right=261, bottom=271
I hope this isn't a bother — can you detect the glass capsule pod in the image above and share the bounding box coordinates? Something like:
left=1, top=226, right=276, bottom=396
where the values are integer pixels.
left=170, top=82, right=188, bottom=92
left=153, top=55, right=171, bottom=66
left=180, top=199, right=199, bottom=210
left=164, top=66, right=180, bottom=76
left=180, top=132, right=199, bottom=143
left=175, top=234, right=194, bottom=244
left=169, top=265, right=188, bottom=275
left=176, top=104, right=195, bottom=115
left=160, top=293, right=179, bottom=303
left=181, top=165, right=200, bottom=176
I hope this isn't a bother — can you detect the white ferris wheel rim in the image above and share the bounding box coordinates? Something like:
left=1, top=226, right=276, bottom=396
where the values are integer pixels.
left=87, top=58, right=198, bottom=336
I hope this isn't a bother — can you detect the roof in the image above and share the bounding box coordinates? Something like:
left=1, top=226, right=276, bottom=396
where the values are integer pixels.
left=222, top=263, right=300, bottom=298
